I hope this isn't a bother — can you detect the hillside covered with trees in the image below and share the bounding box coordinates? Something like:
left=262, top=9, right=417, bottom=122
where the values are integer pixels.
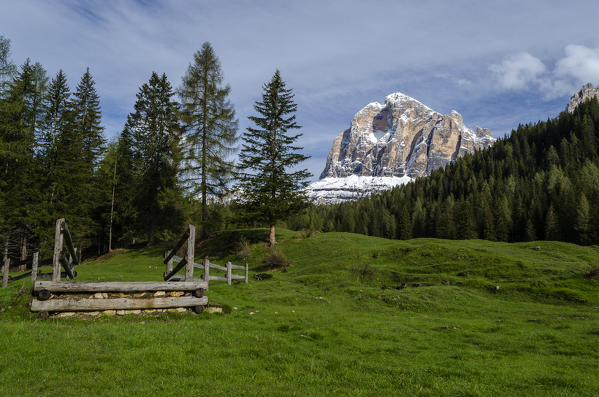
left=289, top=99, right=599, bottom=246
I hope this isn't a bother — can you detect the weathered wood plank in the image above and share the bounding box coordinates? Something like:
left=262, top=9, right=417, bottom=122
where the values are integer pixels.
left=31, top=296, right=208, bottom=312
left=163, top=257, right=187, bottom=281
left=203, top=257, right=210, bottom=284
left=208, top=262, right=227, bottom=272
left=60, top=221, right=79, bottom=266
left=229, top=264, right=245, bottom=270
left=230, top=274, right=246, bottom=280
left=34, top=280, right=207, bottom=293
left=186, top=224, right=195, bottom=281
left=245, top=262, right=249, bottom=283
left=163, top=230, right=190, bottom=265
left=52, top=218, right=64, bottom=282
left=226, top=261, right=232, bottom=285
left=208, top=276, right=228, bottom=282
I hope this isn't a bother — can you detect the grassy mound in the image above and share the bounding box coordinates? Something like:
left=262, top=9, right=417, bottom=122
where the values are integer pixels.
left=1, top=230, right=598, bottom=395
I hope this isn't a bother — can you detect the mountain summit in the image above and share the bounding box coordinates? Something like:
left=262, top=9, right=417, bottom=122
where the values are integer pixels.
left=567, top=83, right=599, bottom=113
left=308, top=92, right=494, bottom=203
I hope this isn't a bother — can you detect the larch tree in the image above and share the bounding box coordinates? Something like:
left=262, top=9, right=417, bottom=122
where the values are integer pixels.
left=237, top=70, right=311, bottom=247
left=178, top=42, right=237, bottom=234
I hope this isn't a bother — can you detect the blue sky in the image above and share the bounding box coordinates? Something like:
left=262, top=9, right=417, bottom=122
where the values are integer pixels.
left=1, top=0, right=599, bottom=180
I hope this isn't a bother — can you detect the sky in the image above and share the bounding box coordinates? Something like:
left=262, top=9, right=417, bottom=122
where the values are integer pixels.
left=1, top=0, right=599, bottom=180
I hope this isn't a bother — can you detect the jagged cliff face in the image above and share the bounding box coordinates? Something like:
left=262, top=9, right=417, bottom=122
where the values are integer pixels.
left=567, top=83, right=599, bottom=113
left=308, top=92, right=494, bottom=204
left=320, top=92, right=495, bottom=179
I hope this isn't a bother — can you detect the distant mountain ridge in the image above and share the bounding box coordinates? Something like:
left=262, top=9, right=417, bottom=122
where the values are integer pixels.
left=567, top=83, right=599, bottom=113
left=308, top=92, right=494, bottom=203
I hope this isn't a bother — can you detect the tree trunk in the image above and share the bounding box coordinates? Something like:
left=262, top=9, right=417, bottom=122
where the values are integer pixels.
left=269, top=224, right=276, bottom=247
left=20, top=236, right=27, bottom=261
left=108, top=153, right=117, bottom=252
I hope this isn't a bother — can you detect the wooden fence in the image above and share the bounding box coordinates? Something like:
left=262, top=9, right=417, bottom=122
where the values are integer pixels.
left=30, top=221, right=208, bottom=317
left=165, top=255, right=248, bottom=286
left=2, top=218, right=82, bottom=288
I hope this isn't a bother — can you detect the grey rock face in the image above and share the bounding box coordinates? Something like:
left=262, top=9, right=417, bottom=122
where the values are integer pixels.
left=567, top=83, right=599, bottom=113
left=320, top=92, right=495, bottom=179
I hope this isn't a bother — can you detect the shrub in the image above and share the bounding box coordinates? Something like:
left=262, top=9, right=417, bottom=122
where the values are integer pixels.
left=582, top=265, right=599, bottom=280
left=235, top=237, right=251, bottom=259
left=300, top=228, right=317, bottom=239
left=262, top=249, right=289, bottom=270
left=352, top=264, right=376, bottom=279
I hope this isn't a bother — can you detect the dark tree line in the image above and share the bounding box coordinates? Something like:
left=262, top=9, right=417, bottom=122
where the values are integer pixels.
left=0, top=36, right=310, bottom=262
left=289, top=98, right=599, bottom=245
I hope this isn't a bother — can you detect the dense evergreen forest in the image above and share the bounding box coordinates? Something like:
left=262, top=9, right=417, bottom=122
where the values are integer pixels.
left=0, top=36, right=309, bottom=261
left=288, top=99, right=599, bottom=246
left=2, top=32, right=599, bottom=265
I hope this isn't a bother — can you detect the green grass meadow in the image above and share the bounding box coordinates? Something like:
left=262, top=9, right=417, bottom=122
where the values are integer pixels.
left=1, top=229, right=599, bottom=396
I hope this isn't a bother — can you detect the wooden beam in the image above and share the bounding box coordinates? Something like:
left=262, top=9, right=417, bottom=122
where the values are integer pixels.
left=163, top=229, right=190, bottom=265
left=203, top=257, right=210, bottom=285
left=31, top=296, right=208, bottom=312
left=52, top=218, right=64, bottom=282
left=186, top=224, right=195, bottom=281
left=226, top=261, right=232, bottom=285
left=229, top=264, right=245, bottom=270
left=208, top=276, right=228, bottom=282
left=208, top=262, right=227, bottom=272
left=245, top=262, right=249, bottom=284
left=60, top=221, right=79, bottom=266
left=164, top=257, right=187, bottom=281
left=34, top=280, right=207, bottom=293
left=230, top=274, right=246, bottom=280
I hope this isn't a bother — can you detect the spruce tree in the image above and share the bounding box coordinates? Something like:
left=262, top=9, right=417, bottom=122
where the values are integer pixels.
left=73, top=68, right=104, bottom=171
left=178, top=42, right=238, bottom=234
left=123, top=72, right=184, bottom=242
left=237, top=70, right=311, bottom=246
left=0, top=60, right=47, bottom=248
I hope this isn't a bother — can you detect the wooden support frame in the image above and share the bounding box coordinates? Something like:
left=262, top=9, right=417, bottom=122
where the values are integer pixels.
left=52, top=219, right=78, bottom=281
left=163, top=224, right=196, bottom=282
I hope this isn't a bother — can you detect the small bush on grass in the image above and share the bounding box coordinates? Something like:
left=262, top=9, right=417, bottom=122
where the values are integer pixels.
left=236, top=237, right=251, bottom=259
left=299, top=228, right=317, bottom=239
left=262, top=249, right=289, bottom=270
left=582, top=265, right=599, bottom=280
left=352, top=264, right=376, bottom=280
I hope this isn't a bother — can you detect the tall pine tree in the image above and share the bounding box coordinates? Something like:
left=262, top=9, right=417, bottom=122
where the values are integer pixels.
left=237, top=70, right=311, bottom=246
left=123, top=72, right=185, bottom=242
left=178, top=42, right=238, bottom=234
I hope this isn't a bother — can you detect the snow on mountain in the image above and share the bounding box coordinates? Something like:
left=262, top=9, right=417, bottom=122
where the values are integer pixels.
left=306, top=91, right=495, bottom=204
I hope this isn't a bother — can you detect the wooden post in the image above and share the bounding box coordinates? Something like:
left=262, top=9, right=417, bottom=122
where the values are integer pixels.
left=185, top=225, right=195, bottom=281
left=31, top=252, right=39, bottom=284
left=2, top=258, right=9, bottom=288
left=52, top=219, right=64, bottom=282
left=245, top=262, right=249, bottom=284
left=204, top=257, right=210, bottom=285
left=226, top=261, right=232, bottom=285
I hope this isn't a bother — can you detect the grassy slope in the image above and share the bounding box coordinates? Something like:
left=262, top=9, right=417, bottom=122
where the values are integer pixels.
left=1, top=230, right=598, bottom=396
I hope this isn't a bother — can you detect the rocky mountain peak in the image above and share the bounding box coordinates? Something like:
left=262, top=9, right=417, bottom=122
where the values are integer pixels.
left=567, top=83, right=599, bottom=113
left=319, top=91, right=494, bottom=180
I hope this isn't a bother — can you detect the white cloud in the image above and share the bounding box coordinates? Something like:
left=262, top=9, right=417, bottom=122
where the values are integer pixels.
left=555, top=45, right=599, bottom=84
left=491, top=45, right=599, bottom=100
left=489, top=52, right=546, bottom=90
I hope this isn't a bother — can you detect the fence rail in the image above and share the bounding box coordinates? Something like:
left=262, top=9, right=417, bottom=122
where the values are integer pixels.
left=166, top=255, right=248, bottom=286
